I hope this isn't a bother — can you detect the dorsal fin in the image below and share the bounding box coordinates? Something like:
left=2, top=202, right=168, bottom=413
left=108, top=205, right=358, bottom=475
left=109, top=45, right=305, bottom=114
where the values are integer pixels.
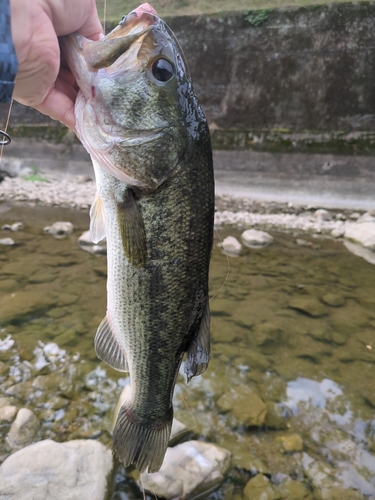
left=94, top=315, right=129, bottom=372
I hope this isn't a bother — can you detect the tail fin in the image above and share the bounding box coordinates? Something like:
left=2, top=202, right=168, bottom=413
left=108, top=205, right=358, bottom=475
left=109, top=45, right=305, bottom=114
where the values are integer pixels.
left=113, top=402, right=173, bottom=473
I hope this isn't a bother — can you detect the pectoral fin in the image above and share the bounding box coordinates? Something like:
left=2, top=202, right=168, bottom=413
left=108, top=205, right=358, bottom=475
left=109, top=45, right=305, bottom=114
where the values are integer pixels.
left=90, top=192, right=106, bottom=243
left=184, top=302, right=210, bottom=382
left=94, top=315, right=129, bottom=372
left=117, top=189, right=147, bottom=267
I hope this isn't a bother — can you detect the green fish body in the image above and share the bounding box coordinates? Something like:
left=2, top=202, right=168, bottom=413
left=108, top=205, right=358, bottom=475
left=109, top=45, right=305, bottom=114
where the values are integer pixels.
left=61, top=3, right=214, bottom=473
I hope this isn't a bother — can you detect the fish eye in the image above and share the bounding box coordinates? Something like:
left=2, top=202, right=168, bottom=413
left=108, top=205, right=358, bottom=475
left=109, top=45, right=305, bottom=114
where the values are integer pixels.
left=151, top=58, right=174, bottom=83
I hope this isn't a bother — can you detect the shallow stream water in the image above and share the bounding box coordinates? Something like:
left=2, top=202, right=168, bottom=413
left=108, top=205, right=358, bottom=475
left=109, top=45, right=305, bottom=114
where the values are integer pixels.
left=0, top=203, right=375, bottom=499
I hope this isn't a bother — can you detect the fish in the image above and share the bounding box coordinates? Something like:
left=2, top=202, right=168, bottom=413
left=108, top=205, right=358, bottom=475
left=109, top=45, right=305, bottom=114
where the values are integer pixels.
left=60, top=3, right=215, bottom=473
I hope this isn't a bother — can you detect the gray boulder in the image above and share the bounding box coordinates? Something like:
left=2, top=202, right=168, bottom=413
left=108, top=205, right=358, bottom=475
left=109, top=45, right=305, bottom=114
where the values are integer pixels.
left=78, top=230, right=107, bottom=255
left=141, top=440, right=231, bottom=499
left=221, top=236, right=242, bottom=256
left=0, top=439, right=113, bottom=500
left=43, top=221, right=74, bottom=239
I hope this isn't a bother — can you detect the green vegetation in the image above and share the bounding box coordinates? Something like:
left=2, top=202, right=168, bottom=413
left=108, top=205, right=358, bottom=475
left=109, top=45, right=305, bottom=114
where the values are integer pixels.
left=96, top=0, right=357, bottom=21
left=244, top=9, right=269, bottom=25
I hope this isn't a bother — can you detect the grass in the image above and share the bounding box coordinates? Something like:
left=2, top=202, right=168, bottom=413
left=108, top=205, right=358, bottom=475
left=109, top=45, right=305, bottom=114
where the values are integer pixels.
left=96, top=0, right=358, bottom=21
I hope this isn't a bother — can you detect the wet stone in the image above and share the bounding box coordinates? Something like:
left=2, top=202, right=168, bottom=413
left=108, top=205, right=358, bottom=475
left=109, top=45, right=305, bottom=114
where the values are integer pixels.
left=141, top=440, right=231, bottom=500
left=0, top=237, right=14, bottom=245
left=243, top=474, right=282, bottom=500
left=0, top=406, right=17, bottom=424
left=0, top=291, right=57, bottom=324
left=277, top=477, right=310, bottom=499
left=321, top=293, right=346, bottom=307
left=264, top=402, right=288, bottom=429
left=5, top=380, right=33, bottom=399
left=241, top=229, right=274, bottom=248
left=221, top=236, right=242, bottom=256
left=7, top=408, right=40, bottom=448
left=232, top=451, right=270, bottom=474
left=216, top=386, right=267, bottom=427
left=0, top=439, right=113, bottom=499
left=288, top=297, right=328, bottom=317
left=275, top=433, right=304, bottom=452
left=254, top=322, right=283, bottom=349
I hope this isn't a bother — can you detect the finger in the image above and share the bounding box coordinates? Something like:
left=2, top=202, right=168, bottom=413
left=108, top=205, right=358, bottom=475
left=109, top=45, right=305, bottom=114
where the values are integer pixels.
left=34, top=88, right=76, bottom=130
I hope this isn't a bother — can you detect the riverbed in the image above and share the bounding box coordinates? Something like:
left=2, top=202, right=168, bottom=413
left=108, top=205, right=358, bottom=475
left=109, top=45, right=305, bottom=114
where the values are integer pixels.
left=0, top=203, right=375, bottom=499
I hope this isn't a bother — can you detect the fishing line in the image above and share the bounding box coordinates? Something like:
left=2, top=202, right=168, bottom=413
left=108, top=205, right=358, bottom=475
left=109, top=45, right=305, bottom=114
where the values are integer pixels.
left=179, top=389, right=197, bottom=432
left=0, top=98, right=14, bottom=165
left=103, top=0, right=107, bottom=36
left=209, top=228, right=230, bottom=302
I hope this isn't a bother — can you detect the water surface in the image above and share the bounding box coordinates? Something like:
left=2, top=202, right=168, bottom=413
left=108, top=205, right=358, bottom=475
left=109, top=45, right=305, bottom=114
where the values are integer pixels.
left=0, top=204, right=375, bottom=499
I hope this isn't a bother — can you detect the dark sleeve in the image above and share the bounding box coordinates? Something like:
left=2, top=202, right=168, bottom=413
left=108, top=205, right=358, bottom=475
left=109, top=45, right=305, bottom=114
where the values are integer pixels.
left=0, top=0, right=18, bottom=103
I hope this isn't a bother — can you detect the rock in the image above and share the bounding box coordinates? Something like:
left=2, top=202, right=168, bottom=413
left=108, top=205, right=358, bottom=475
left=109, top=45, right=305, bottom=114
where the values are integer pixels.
left=321, top=293, right=345, bottom=307
left=344, top=221, right=375, bottom=251
left=254, top=322, right=283, bottom=349
left=243, top=474, right=282, bottom=500
left=288, top=297, right=328, bottom=317
left=0, top=439, right=113, bottom=500
left=0, top=396, right=14, bottom=408
left=221, top=236, right=242, bottom=256
left=331, top=226, right=345, bottom=238
left=233, top=451, right=269, bottom=474
left=322, top=486, right=366, bottom=499
left=349, top=212, right=361, bottom=220
left=0, top=291, right=57, bottom=324
left=313, top=209, right=332, bottom=221
left=241, top=229, right=273, bottom=248
left=264, top=402, right=288, bottom=429
left=336, top=213, right=346, bottom=221
left=43, top=221, right=74, bottom=239
left=141, top=440, right=231, bottom=500
left=5, top=380, right=33, bottom=398
left=344, top=240, right=375, bottom=265
left=0, top=405, right=17, bottom=423
left=0, top=237, right=14, bottom=245
left=357, top=212, right=375, bottom=223
left=277, top=477, right=310, bottom=499
left=7, top=408, right=40, bottom=448
left=275, top=433, right=304, bottom=452
left=216, top=386, right=267, bottom=427
left=78, top=230, right=107, bottom=255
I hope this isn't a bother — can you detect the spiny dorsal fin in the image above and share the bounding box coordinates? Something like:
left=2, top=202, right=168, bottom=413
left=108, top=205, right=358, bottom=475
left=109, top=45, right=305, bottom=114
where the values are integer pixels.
left=94, top=315, right=129, bottom=372
left=184, top=301, right=210, bottom=382
left=90, top=192, right=106, bottom=243
left=116, top=189, right=147, bottom=267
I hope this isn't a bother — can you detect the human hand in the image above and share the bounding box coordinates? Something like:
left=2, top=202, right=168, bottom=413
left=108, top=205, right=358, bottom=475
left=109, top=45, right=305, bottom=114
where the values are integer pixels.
left=10, top=0, right=103, bottom=130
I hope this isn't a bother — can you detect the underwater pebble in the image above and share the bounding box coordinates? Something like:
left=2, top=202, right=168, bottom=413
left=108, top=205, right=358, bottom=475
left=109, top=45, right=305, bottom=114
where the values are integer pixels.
left=141, top=440, right=231, bottom=500
left=0, top=405, right=17, bottom=424
left=241, top=228, right=273, bottom=248
left=288, top=296, right=328, bottom=317
left=0, top=439, right=113, bottom=500
left=221, top=236, right=242, bottom=256
left=216, top=386, right=267, bottom=427
left=313, top=209, right=332, bottom=221
left=243, top=473, right=281, bottom=500
left=275, top=433, right=304, bottom=452
left=7, top=408, right=40, bottom=448
left=43, top=221, right=74, bottom=238
left=0, top=237, right=14, bottom=245
left=78, top=230, right=107, bottom=255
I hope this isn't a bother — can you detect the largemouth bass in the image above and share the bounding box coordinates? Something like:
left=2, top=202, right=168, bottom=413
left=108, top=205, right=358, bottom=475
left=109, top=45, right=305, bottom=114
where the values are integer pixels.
left=61, top=3, right=214, bottom=473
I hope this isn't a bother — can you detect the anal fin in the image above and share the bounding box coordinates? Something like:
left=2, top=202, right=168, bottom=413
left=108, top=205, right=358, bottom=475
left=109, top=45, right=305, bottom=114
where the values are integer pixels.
left=90, top=192, right=106, bottom=243
left=116, top=188, right=147, bottom=267
left=94, top=315, right=128, bottom=372
left=184, top=301, right=210, bottom=382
